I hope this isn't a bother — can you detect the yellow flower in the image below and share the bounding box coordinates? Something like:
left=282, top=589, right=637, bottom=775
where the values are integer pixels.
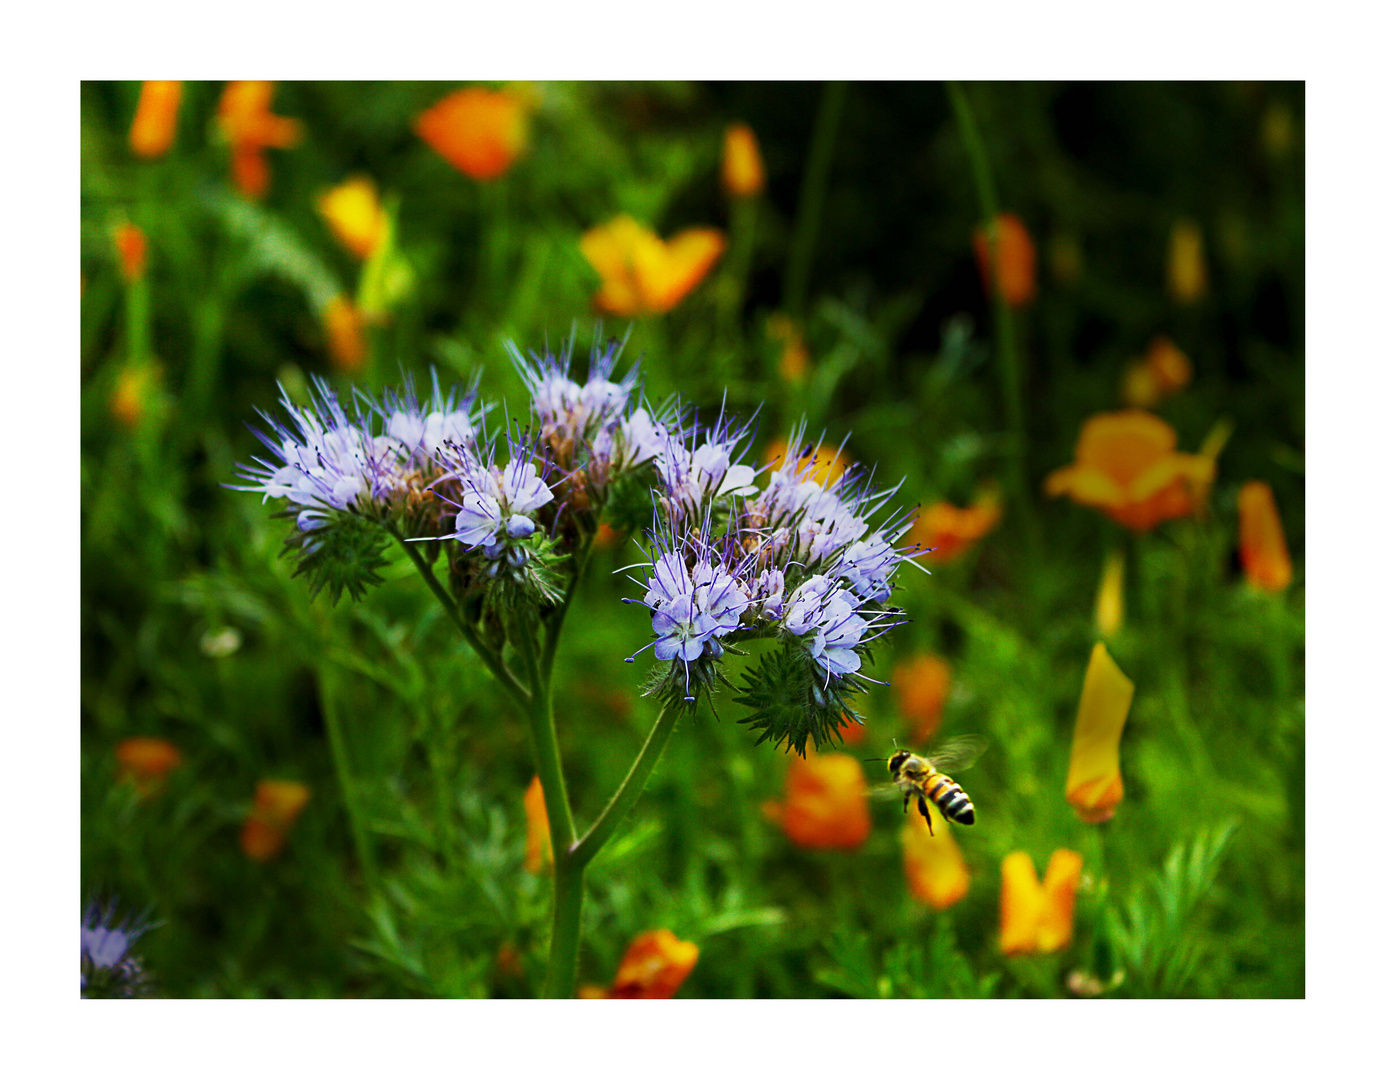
left=1122, top=336, right=1193, bottom=408
left=1065, top=643, right=1134, bottom=824
left=909, top=490, right=1002, bottom=564
left=766, top=314, right=809, bottom=383
left=114, top=223, right=147, bottom=283
left=1238, top=481, right=1293, bottom=592
left=972, top=213, right=1036, bottom=307
left=323, top=295, right=366, bottom=373
left=1167, top=219, right=1208, bottom=303
left=416, top=87, right=531, bottom=182
left=111, top=362, right=159, bottom=428
left=217, top=81, right=302, bottom=200
left=721, top=122, right=765, bottom=198
left=318, top=176, right=386, bottom=260
left=892, top=654, right=951, bottom=747
left=580, top=930, right=700, bottom=999
left=1094, top=549, right=1125, bottom=639
left=762, top=750, right=870, bottom=851
left=115, top=737, right=182, bottom=799
left=1000, top=849, right=1083, bottom=955
left=580, top=215, right=725, bottom=318
left=240, top=780, right=310, bottom=862
left=524, top=775, right=553, bottom=874
left=902, top=811, right=969, bottom=911
left=1044, top=410, right=1215, bottom=532
left=129, top=81, right=182, bottom=160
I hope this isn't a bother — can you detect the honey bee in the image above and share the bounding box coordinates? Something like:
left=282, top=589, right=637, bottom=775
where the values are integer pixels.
left=870, top=735, right=988, bottom=836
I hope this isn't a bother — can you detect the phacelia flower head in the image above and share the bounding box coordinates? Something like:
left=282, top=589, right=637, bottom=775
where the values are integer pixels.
left=82, top=901, right=153, bottom=998
left=378, top=369, right=486, bottom=467
left=511, top=335, right=640, bottom=463
left=655, top=407, right=760, bottom=523
left=235, top=377, right=405, bottom=532
left=436, top=431, right=555, bottom=562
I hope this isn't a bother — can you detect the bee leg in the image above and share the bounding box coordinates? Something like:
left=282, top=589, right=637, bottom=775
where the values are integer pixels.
left=917, top=797, right=934, bottom=836
left=902, top=795, right=910, bottom=815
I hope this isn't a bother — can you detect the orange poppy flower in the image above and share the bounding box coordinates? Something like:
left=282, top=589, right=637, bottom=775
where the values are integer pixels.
left=892, top=654, right=951, bottom=746
left=580, top=929, right=700, bottom=999
left=1123, top=336, right=1193, bottom=408
left=1238, top=481, right=1293, bottom=592
left=580, top=215, right=725, bottom=318
left=1000, top=849, right=1084, bottom=955
left=115, top=223, right=147, bottom=283
left=524, top=775, right=553, bottom=874
left=909, top=491, right=1002, bottom=564
left=1065, top=643, right=1134, bottom=825
left=1044, top=410, right=1215, bottom=532
left=241, top=780, right=311, bottom=861
left=766, top=314, right=809, bottom=383
left=1167, top=219, right=1208, bottom=303
left=323, top=295, right=366, bottom=373
left=1094, top=549, right=1125, bottom=639
left=217, top=81, right=302, bottom=200
left=972, top=213, right=1036, bottom=307
left=762, top=436, right=849, bottom=487
left=762, top=750, right=870, bottom=851
left=319, top=176, right=387, bottom=260
left=902, top=811, right=969, bottom=911
left=129, top=81, right=182, bottom=160
left=416, top=87, right=531, bottom=182
left=115, top=737, right=182, bottom=798
left=721, top=122, right=765, bottom=198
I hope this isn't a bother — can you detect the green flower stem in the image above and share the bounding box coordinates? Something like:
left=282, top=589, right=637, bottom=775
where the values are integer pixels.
left=946, top=81, right=1037, bottom=552
left=571, top=701, right=678, bottom=870
left=784, top=81, right=848, bottom=320
left=318, top=665, right=381, bottom=895
left=391, top=529, right=531, bottom=705
left=543, top=861, right=586, bottom=999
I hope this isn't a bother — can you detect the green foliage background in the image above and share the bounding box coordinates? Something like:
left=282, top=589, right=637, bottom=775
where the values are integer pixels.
left=80, top=81, right=1304, bottom=998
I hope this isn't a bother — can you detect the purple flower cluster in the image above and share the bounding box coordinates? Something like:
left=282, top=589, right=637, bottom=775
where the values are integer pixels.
left=626, top=421, right=919, bottom=699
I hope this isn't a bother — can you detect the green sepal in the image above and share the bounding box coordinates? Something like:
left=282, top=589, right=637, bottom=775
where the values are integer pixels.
left=735, top=639, right=863, bottom=756
left=279, top=511, right=392, bottom=605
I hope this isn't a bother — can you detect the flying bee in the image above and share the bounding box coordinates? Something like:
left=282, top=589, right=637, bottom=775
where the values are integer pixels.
left=868, top=735, right=988, bottom=836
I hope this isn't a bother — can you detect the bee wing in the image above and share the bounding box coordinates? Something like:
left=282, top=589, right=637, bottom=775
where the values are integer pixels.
left=923, top=734, right=990, bottom=774
left=870, top=781, right=908, bottom=802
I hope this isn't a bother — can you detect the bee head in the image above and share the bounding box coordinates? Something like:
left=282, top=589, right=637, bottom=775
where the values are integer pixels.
left=886, top=750, right=911, bottom=773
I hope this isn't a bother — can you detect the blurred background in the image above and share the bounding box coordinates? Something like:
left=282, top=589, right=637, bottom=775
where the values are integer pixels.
left=80, top=81, right=1303, bottom=998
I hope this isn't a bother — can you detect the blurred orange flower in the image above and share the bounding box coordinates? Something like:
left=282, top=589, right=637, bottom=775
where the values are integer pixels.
left=1238, top=481, right=1293, bottom=592
left=762, top=436, right=849, bottom=487
left=1094, top=549, right=1125, bottom=639
left=1123, top=336, right=1193, bottom=409
left=129, top=81, right=182, bottom=160
left=319, top=176, right=386, bottom=260
left=892, top=654, right=951, bottom=746
left=116, top=737, right=182, bottom=798
left=580, top=929, right=700, bottom=999
left=1167, top=219, right=1208, bottom=303
left=323, top=295, right=367, bottom=373
left=837, top=711, right=866, bottom=746
left=1000, top=849, right=1083, bottom=955
left=1044, top=410, right=1215, bottom=532
left=593, top=522, right=623, bottom=549
left=580, top=215, right=725, bottom=318
left=241, top=780, right=310, bottom=861
left=217, top=81, right=302, bottom=200
left=416, top=87, right=531, bottom=182
left=763, top=750, right=870, bottom=850
left=972, top=213, right=1036, bottom=307
left=111, top=362, right=159, bottom=428
left=910, top=491, right=1001, bottom=564
left=902, top=811, right=969, bottom=911
left=766, top=313, right=809, bottom=383
left=524, top=775, right=553, bottom=874
left=1065, top=643, right=1134, bottom=824
left=115, top=223, right=147, bottom=283
left=721, top=122, right=765, bottom=198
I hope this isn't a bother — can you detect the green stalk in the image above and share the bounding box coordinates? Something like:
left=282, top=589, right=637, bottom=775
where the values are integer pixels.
left=946, top=82, right=1037, bottom=551
left=784, top=81, right=848, bottom=320
left=319, top=666, right=381, bottom=894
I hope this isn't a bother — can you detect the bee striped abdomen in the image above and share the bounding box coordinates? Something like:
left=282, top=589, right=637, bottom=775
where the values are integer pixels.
left=926, top=772, right=976, bottom=826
